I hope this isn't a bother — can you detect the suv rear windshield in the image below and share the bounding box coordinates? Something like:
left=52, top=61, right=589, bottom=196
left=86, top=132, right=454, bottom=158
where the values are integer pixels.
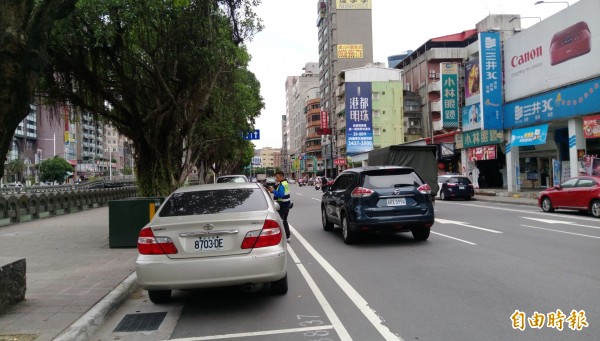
left=159, top=188, right=267, bottom=217
left=362, top=170, right=423, bottom=189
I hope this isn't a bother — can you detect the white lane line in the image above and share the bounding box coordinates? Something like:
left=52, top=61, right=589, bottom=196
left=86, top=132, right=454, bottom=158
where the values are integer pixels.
left=296, top=193, right=303, bottom=196
left=435, top=218, right=502, bottom=233
left=290, top=225, right=403, bottom=341
left=521, top=225, right=600, bottom=239
left=168, top=325, right=334, bottom=341
left=431, top=231, right=477, bottom=245
left=287, top=246, right=352, bottom=340
left=443, top=202, right=600, bottom=223
left=312, top=198, right=322, bottom=201
left=521, top=217, right=600, bottom=230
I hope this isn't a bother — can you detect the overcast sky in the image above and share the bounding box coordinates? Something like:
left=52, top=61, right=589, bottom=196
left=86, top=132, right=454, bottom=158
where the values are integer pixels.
left=246, top=0, right=578, bottom=149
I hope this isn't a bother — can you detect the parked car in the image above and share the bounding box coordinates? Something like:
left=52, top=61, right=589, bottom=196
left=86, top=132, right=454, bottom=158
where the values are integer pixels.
left=264, top=177, right=277, bottom=189
left=216, top=174, right=249, bottom=183
left=136, top=182, right=288, bottom=303
left=437, top=174, right=474, bottom=200
left=537, top=176, right=600, bottom=218
left=321, top=166, right=435, bottom=244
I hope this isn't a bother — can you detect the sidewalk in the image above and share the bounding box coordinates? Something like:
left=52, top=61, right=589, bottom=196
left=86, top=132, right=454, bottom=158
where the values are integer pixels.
left=0, top=192, right=539, bottom=341
left=0, top=207, right=138, bottom=341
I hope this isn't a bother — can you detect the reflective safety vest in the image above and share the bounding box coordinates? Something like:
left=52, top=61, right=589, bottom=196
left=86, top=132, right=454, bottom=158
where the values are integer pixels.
left=275, top=180, right=291, bottom=205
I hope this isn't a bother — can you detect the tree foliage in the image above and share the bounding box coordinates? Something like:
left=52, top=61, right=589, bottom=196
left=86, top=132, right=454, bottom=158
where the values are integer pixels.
left=39, top=156, right=73, bottom=183
left=42, top=0, right=262, bottom=196
left=0, top=0, right=77, bottom=178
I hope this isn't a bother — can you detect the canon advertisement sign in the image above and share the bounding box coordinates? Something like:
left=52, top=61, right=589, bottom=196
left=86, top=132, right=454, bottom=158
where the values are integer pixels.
left=503, top=0, right=600, bottom=103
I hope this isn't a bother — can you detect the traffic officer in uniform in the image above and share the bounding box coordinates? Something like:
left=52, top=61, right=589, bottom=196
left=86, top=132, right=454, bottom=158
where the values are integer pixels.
left=268, top=171, right=292, bottom=241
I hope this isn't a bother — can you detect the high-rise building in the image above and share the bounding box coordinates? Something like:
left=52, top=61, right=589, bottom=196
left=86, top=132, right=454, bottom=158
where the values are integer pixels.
left=317, top=0, right=373, bottom=177
left=283, top=63, right=319, bottom=178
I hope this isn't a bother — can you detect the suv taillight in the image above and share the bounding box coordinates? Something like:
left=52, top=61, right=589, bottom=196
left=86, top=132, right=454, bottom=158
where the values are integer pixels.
left=417, top=184, right=432, bottom=195
left=137, top=226, right=178, bottom=255
left=241, top=219, right=282, bottom=249
left=351, top=187, right=375, bottom=198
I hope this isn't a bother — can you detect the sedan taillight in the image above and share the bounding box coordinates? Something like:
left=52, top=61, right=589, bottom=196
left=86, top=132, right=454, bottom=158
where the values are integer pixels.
left=138, top=226, right=178, bottom=255
left=417, top=184, right=432, bottom=195
left=241, top=219, right=283, bottom=249
left=351, top=187, right=374, bottom=198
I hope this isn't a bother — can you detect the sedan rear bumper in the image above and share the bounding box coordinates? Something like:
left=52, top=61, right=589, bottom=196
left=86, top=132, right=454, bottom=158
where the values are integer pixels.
left=136, top=247, right=287, bottom=290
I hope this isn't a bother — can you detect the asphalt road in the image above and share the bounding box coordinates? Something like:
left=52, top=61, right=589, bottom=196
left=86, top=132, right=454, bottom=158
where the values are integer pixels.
left=93, top=185, right=600, bottom=341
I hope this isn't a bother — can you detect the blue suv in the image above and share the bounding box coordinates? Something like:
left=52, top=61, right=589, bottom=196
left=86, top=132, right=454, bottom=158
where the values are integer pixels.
left=321, top=166, right=435, bottom=244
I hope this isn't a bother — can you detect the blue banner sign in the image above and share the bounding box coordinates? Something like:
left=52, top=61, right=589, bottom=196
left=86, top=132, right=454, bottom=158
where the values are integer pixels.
left=345, top=82, right=374, bottom=155
left=479, top=32, right=503, bottom=130
left=242, top=130, right=260, bottom=140
left=504, top=77, right=600, bottom=129
left=510, top=123, right=548, bottom=147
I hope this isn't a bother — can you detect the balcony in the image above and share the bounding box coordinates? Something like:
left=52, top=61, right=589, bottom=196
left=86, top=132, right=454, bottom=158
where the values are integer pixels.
left=431, top=101, right=441, bottom=112
left=427, top=79, right=441, bottom=93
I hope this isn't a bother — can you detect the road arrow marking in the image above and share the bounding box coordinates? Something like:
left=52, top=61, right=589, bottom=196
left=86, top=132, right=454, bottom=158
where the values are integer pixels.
left=435, top=218, right=503, bottom=233
left=521, top=217, right=600, bottom=230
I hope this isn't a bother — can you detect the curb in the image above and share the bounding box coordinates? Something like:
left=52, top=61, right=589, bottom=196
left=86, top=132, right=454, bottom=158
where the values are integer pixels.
left=473, top=196, right=538, bottom=207
left=53, top=272, right=138, bottom=341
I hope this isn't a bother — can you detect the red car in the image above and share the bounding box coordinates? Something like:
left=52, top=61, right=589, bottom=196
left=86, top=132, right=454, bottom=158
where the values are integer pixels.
left=537, top=176, right=600, bottom=218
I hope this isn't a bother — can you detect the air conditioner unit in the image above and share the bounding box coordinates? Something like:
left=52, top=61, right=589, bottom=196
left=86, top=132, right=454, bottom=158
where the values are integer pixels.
left=429, top=69, right=435, bottom=74
left=429, top=74, right=435, bottom=79
left=405, top=83, right=411, bottom=91
left=436, top=73, right=440, bottom=78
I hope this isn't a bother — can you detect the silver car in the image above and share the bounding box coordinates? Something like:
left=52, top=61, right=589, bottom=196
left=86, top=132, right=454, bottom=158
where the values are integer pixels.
left=136, top=182, right=288, bottom=303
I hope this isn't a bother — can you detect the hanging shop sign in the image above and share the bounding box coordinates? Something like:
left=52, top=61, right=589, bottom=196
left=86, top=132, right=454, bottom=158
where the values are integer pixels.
left=334, top=158, right=346, bottom=166
left=320, top=110, right=329, bottom=129
left=468, top=145, right=497, bottom=161
left=440, top=62, right=459, bottom=128
left=510, top=123, right=549, bottom=147
left=455, top=129, right=503, bottom=149
left=479, top=32, right=503, bottom=130
left=583, top=114, right=600, bottom=138
left=336, top=0, right=371, bottom=10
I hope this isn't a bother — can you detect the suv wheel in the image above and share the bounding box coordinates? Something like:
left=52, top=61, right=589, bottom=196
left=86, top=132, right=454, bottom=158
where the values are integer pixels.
left=322, top=207, right=334, bottom=231
left=412, top=227, right=430, bottom=241
left=341, top=214, right=357, bottom=244
left=541, top=197, right=554, bottom=212
left=148, top=290, right=171, bottom=304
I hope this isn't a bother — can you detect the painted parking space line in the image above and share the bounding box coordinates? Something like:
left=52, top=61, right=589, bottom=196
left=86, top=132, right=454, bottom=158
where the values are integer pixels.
left=287, top=246, right=352, bottom=340
left=431, top=231, right=477, bottom=245
left=290, top=225, right=403, bottom=341
left=168, top=325, right=335, bottom=341
left=521, top=225, right=600, bottom=239
left=435, top=218, right=502, bottom=233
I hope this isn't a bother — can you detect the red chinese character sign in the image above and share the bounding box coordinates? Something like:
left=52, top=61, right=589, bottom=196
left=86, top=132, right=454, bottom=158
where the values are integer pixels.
left=468, top=145, right=497, bottom=161
left=334, top=158, right=346, bottom=166
left=320, top=110, right=329, bottom=129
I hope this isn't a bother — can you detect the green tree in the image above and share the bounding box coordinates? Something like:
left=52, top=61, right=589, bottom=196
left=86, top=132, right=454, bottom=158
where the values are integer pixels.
left=6, top=158, right=26, bottom=182
left=0, top=0, right=77, bottom=179
left=39, top=156, right=73, bottom=183
left=42, top=0, right=262, bottom=196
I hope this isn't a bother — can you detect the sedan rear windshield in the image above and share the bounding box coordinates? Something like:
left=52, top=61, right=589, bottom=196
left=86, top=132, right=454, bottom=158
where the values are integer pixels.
left=159, top=188, right=268, bottom=217
left=447, top=177, right=472, bottom=185
left=363, top=170, right=423, bottom=189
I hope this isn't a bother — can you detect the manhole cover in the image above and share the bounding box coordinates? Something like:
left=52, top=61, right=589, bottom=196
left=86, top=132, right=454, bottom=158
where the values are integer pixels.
left=113, top=312, right=167, bottom=332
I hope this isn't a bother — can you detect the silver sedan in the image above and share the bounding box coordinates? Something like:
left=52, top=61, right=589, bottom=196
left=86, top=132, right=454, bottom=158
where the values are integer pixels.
left=136, top=182, right=288, bottom=303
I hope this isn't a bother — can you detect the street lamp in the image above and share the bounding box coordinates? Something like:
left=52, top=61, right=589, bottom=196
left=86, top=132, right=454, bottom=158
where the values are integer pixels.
left=534, top=1, right=569, bottom=7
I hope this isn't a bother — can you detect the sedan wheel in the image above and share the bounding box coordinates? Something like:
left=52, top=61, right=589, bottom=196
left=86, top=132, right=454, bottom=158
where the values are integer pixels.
left=148, top=290, right=171, bottom=304
left=270, top=274, right=288, bottom=295
left=440, top=191, right=447, bottom=201
left=541, top=197, right=554, bottom=212
left=341, top=214, right=357, bottom=244
left=322, top=207, right=334, bottom=231
left=591, top=200, right=600, bottom=218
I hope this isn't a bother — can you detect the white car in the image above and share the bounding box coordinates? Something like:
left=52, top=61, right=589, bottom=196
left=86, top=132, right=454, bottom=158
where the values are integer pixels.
left=136, top=182, right=288, bottom=303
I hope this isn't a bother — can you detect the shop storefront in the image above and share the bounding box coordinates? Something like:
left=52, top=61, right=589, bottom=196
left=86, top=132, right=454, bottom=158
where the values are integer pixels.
left=456, top=129, right=504, bottom=188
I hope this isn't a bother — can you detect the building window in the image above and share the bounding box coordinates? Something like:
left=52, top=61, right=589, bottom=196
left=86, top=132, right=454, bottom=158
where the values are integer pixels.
left=374, top=128, right=381, bottom=136
left=372, top=92, right=380, bottom=99
left=373, top=110, right=380, bottom=117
